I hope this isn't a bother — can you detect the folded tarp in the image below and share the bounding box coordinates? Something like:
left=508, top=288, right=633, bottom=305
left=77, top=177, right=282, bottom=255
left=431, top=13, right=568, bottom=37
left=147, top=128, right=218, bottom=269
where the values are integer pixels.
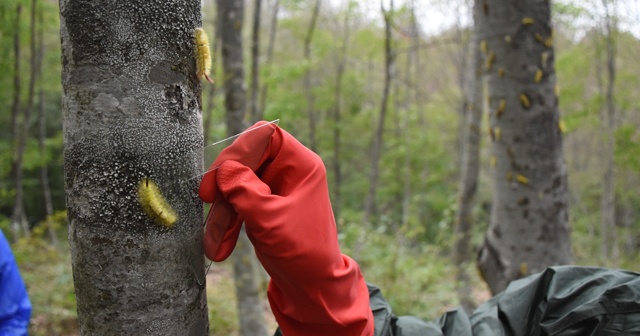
left=371, top=266, right=640, bottom=336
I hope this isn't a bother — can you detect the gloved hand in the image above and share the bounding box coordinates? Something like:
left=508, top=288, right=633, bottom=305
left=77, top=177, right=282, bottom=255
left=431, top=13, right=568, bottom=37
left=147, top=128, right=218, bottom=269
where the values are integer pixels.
left=199, top=122, right=374, bottom=336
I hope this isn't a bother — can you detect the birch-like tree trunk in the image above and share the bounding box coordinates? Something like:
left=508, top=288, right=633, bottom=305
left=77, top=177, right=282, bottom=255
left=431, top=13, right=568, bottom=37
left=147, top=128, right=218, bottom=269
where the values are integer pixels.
left=217, top=1, right=269, bottom=335
left=476, top=0, right=573, bottom=294
left=60, top=0, right=208, bottom=333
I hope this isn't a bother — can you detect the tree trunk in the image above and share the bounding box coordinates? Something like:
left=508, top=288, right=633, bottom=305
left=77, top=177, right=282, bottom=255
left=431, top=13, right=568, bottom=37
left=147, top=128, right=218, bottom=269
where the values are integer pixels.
left=36, top=5, right=57, bottom=246
left=258, top=0, right=280, bottom=121
left=363, top=0, right=394, bottom=226
left=600, top=0, right=618, bottom=264
left=203, top=12, right=220, bottom=147
left=60, top=1, right=208, bottom=334
left=303, top=0, right=321, bottom=152
left=453, top=19, right=481, bottom=313
left=249, top=0, right=262, bottom=123
left=331, top=3, right=351, bottom=220
left=13, top=0, right=40, bottom=238
left=476, top=0, right=573, bottom=294
left=9, top=4, right=25, bottom=241
left=217, top=1, right=269, bottom=335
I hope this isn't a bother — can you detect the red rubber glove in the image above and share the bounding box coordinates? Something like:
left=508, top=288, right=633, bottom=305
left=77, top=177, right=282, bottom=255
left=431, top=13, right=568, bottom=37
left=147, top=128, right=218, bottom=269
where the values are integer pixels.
left=199, top=122, right=374, bottom=336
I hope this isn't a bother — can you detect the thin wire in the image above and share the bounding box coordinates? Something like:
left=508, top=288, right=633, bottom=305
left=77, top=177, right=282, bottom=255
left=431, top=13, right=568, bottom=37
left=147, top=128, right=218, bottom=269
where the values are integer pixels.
left=202, top=119, right=280, bottom=151
left=199, top=119, right=279, bottom=275
left=205, top=260, right=213, bottom=275
left=183, top=119, right=280, bottom=183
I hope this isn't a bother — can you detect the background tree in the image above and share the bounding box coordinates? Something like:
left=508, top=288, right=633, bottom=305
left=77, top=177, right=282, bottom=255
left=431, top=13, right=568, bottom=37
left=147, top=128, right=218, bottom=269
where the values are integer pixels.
left=60, top=0, right=208, bottom=333
left=452, top=13, right=482, bottom=313
left=303, top=0, right=321, bottom=152
left=476, top=0, right=573, bottom=294
left=598, top=0, right=618, bottom=263
left=217, top=0, right=269, bottom=335
left=9, top=3, right=27, bottom=240
left=3, top=0, right=640, bottom=333
left=362, top=0, right=395, bottom=226
left=249, top=0, right=262, bottom=123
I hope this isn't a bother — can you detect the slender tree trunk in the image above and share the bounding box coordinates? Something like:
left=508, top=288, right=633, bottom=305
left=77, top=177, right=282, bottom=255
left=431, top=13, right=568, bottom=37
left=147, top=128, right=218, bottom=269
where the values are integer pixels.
left=217, top=1, right=269, bottom=335
left=203, top=12, right=220, bottom=147
left=60, top=1, right=208, bottom=333
left=9, top=4, right=25, bottom=241
left=331, top=3, right=351, bottom=219
left=476, top=0, right=573, bottom=294
left=258, top=0, right=280, bottom=121
left=13, top=0, right=39, bottom=238
left=249, top=0, right=262, bottom=123
left=600, top=0, right=618, bottom=264
left=36, top=6, right=57, bottom=246
left=363, top=0, right=394, bottom=225
left=303, top=0, right=321, bottom=152
left=452, top=34, right=481, bottom=313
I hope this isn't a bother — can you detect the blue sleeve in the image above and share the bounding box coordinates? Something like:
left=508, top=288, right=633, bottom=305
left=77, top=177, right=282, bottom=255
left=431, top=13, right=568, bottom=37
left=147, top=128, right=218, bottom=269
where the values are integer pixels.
left=0, top=231, right=31, bottom=336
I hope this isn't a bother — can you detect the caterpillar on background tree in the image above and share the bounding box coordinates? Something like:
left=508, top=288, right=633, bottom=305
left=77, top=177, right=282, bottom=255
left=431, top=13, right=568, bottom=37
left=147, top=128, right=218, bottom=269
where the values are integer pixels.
left=138, top=178, right=178, bottom=228
left=194, top=28, right=213, bottom=83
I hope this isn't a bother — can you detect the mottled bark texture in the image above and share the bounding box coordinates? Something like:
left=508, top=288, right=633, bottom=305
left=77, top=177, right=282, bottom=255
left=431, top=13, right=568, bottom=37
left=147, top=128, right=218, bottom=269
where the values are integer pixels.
left=475, top=0, right=573, bottom=294
left=60, top=0, right=208, bottom=334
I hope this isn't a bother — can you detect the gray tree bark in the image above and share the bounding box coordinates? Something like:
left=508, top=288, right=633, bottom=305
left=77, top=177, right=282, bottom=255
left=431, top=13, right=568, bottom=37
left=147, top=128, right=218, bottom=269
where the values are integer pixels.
left=476, top=0, right=573, bottom=294
left=217, top=1, right=269, bottom=335
left=60, top=0, right=208, bottom=334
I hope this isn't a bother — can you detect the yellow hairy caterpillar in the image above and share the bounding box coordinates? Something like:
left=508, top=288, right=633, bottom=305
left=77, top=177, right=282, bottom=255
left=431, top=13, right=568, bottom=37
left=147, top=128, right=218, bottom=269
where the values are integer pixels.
left=496, top=99, right=506, bottom=117
left=522, top=17, right=535, bottom=25
left=516, top=174, right=529, bottom=185
left=558, top=119, right=567, bottom=134
left=138, top=178, right=178, bottom=228
left=520, top=93, right=531, bottom=109
left=535, top=33, right=544, bottom=43
left=194, top=28, right=213, bottom=83
left=486, top=51, right=495, bottom=71
left=541, top=52, right=550, bottom=68
left=534, top=69, right=543, bottom=83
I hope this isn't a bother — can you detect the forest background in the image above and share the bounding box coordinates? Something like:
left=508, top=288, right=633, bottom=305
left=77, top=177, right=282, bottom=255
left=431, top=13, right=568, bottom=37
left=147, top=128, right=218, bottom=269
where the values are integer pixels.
left=1, top=0, right=640, bottom=334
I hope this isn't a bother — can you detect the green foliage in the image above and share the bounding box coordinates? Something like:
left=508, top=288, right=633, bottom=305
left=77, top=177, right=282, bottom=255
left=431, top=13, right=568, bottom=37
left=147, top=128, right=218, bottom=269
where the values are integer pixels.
left=615, top=125, right=640, bottom=171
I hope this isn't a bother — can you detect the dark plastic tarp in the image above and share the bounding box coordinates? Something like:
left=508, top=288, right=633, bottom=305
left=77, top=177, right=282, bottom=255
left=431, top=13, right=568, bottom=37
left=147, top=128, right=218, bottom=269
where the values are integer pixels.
left=373, top=266, right=640, bottom=336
